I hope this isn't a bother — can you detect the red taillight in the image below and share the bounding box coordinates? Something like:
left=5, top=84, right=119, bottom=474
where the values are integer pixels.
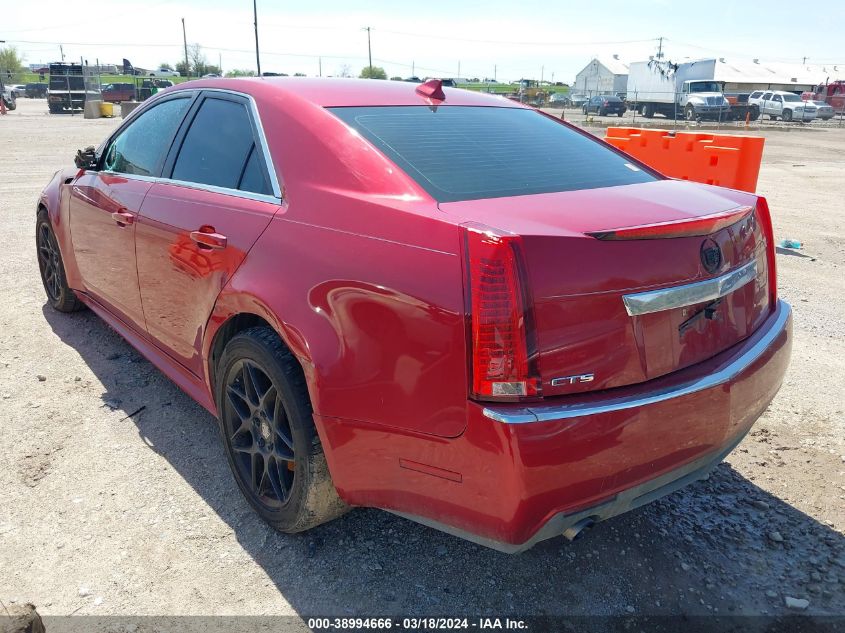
left=587, top=206, right=754, bottom=240
left=754, top=196, right=778, bottom=308
left=463, top=224, right=540, bottom=401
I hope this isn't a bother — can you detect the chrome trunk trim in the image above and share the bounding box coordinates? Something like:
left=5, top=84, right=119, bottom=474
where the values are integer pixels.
left=622, top=260, right=757, bottom=317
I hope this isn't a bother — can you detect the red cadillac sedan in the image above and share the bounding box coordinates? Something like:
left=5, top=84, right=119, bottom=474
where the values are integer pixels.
left=36, top=78, right=791, bottom=552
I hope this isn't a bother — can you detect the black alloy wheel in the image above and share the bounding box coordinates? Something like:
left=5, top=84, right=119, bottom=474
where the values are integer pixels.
left=216, top=327, right=348, bottom=532
left=36, top=210, right=84, bottom=312
left=223, top=358, right=296, bottom=509
left=37, top=222, right=62, bottom=303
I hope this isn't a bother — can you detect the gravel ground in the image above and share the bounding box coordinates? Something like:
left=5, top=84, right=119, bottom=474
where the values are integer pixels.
left=1, top=98, right=843, bottom=628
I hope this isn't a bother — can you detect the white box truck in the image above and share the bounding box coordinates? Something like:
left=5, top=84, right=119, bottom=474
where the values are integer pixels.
left=627, top=59, right=758, bottom=122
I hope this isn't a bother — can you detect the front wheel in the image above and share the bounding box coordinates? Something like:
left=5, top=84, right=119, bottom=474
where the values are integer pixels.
left=782, top=109, right=793, bottom=122
left=217, top=327, right=348, bottom=533
left=36, top=210, right=85, bottom=312
left=685, top=105, right=697, bottom=121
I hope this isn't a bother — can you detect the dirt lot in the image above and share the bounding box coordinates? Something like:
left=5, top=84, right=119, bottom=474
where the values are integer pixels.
left=1, top=97, right=843, bottom=627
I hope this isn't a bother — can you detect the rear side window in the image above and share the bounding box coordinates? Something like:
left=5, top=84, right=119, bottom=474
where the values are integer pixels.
left=171, top=97, right=270, bottom=194
left=103, top=97, right=190, bottom=176
left=329, top=106, right=655, bottom=202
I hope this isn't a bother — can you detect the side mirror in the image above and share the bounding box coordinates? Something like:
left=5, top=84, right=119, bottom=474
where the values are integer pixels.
left=74, top=146, right=98, bottom=170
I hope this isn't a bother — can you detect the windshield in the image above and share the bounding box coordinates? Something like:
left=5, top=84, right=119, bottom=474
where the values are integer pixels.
left=688, top=81, right=722, bottom=93
left=329, top=106, right=656, bottom=202
left=782, top=94, right=802, bottom=102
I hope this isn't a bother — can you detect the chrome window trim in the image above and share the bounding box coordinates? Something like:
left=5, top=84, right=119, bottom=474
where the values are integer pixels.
left=97, top=170, right=281, bottom=205
left=482, top=299, right=790, bottom=424
left=99, top=87, right=283, bottom=205
left=622, top=260, right=757, bottom=317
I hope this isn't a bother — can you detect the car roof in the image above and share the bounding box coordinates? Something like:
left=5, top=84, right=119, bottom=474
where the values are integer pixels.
left=170, top=77, right=526, bottom=108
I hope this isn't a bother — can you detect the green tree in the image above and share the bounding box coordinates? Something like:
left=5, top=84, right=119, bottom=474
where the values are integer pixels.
left=175, top=61, right=190, bottom=76
left=159, top=62, right=174, bottom=71
left=390, top=76, right=403, bottom=81
left=225, top=69, right=256, bottom=77
left=359, top=66, right=387, bottom=80
left=0, top=46, right=25, bottom=78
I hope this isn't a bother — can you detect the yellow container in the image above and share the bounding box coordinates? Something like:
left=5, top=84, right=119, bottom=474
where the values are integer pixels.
left=99, top=102, right=114, bottom=117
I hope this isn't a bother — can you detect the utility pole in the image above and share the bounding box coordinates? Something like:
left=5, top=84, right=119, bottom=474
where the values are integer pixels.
left=364, top=27, right=372, bottom=74
left=319, top=56, right=322, bottom=77
left=541, top=65, right=544, bottom=83
left=219, top=52, right=222, bottom=75
left=657, top=36, right=664, bottom=59
left=802, top=56, right=808, bottom=65
left=181, top=19, right=188, bottom=77
left=411, top=60, right=415, bottom=76
left=253, top=0, right=261, bottom=76
left=458, top=60, right=461, bottom=77
left=494, top=64, right=497, bottom=81
left=60, top=44, right=65, bottom=62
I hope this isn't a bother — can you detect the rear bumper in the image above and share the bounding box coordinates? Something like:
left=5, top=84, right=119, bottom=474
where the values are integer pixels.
left=320, top=300, right=791, bottom=552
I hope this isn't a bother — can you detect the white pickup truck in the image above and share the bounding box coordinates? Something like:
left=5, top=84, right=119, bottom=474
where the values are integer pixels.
left=148, top=67, right=181, bottom=77
left=749, top=90, right=816, bottom=122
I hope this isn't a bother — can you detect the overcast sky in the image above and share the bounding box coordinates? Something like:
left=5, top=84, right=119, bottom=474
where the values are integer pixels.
left=4, top=0, right=844, bottom=81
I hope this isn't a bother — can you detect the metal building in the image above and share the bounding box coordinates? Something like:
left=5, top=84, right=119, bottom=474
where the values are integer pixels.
left=574, top=55, right=629, bottom=96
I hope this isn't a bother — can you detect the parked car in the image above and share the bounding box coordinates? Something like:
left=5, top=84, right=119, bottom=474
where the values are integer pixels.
left=549, top=92, right=570, bottom=107
left=10, top=84, right=27, bottom=98
left=583, top=94, right=626, bottom=116
left=809, top=100, right=835, bottom=121
left=1, top=85, right=17, bottom=110
left=101, top=83, right=136, bottom=103
left=37, top=78, right=791, bottom=552
left=202, top=73, right=221, bottom=78
left=750, top=90, right=816, bottom=122
left=569, top=93, right=588, bottom=107
left=25, top=82, right=49, bottom=98
left=148, top=67, right=180, bottom=77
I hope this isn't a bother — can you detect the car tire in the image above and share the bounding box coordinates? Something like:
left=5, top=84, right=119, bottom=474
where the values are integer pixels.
left=618, top=111, right=624, bottom=117
left=599, top=108, right=606, bottom=116
left=782, top=109, right=793, bottom=122
left=48, top=104, right=61, bottom=114
left=642, top=103, right=654, bottom=118
left=685, top=105, right=697, bottom=121
left=36, top=209, right=85, bottom=313
left=216, top=327, right=349, bottom=533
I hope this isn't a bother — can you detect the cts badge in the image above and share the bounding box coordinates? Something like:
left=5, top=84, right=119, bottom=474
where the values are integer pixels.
left=551, top=373, right=595, bottom=387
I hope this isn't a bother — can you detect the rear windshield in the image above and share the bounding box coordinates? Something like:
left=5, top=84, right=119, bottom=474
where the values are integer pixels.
left=329, top=106, right=656, bottom=202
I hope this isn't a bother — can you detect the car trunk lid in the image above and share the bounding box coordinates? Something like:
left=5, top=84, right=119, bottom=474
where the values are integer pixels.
left=443, top=179, right=774, bottom=398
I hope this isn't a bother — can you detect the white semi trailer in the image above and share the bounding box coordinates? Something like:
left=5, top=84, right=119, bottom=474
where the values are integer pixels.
left=627, top=59, right=759, bottom=122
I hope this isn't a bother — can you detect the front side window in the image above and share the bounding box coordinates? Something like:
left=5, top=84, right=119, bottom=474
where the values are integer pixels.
left=330, top=106, right=656, bottom=202
left=762, top=92, right=773, bottom=100
left=171, top=97, right=270, bottom=194
left=103, top=97, right=190, bottom=176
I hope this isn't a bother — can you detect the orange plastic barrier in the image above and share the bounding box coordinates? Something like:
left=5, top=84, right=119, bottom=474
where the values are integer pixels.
left=604, top=127, right=765, bottom=193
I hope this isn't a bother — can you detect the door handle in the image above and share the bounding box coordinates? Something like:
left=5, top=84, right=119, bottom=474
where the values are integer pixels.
left=111, top=211, right=135, bottom=226
left=190, top=229, right=227, bottom=250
